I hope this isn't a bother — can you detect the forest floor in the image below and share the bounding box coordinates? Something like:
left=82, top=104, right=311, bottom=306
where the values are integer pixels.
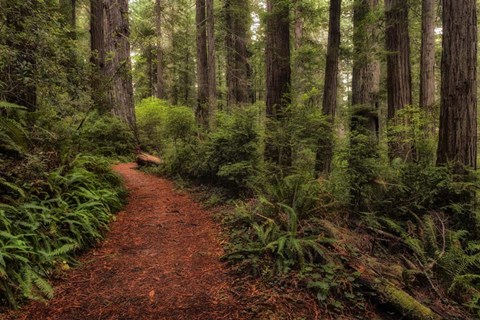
left=4, top=163, right=319, bottom=320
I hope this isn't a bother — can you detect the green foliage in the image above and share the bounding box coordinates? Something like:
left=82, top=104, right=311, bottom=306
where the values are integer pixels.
left=143, top=102, right=262, bottom=193
left=76, top=114, right=136, bottom=157
left=0, top=155, right=124, bottom=307
left=135, top=98, right=196, bottom=152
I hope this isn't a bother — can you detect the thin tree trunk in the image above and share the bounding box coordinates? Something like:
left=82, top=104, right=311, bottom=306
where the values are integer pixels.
left=90, top=0, right=107, bottom=111
left=385, top=0, right=413, bottom=160
left=206, top=0, right=217, bottom=120
left=420, top=0, right=436, bottom=113
left=155, top=0, right=165, bottom=99
left=437, top=0, right=477, bottom=170
left=196, top=0, right=209, bottom=127
left=104, top=0, right=137, bottom=133
left=318, top=0, right=341, bottom=175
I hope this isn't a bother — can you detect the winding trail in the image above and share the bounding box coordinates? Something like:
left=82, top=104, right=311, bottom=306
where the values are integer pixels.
left=12, top=163, right=244, bottom=319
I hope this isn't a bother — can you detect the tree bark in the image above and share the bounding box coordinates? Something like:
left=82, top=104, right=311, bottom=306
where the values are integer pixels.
left=420, top=0, right=436, bottom=113
left=155, top=0, right=165, bottom=99
left=350, top=0, right=381, bottom=210
left=104, top=0, right=137, bottom=133
left=385, top=0, right=413, bottom=160
left=385, top=0, right=412, bottom=119
left=318, top=0, right=341, bottom=174
left=266, top=0, right=291, bottom=118
left=437, top=0, right=477, bottom=170
left=225, top=0, right=250, bottom=108
left=90, top=0, right=107, bottom=111
left=196, top=0, right=209, bottom=127
left=206, top=0, right=217, bottom=120
left=351, top=0, right=380, bottom=135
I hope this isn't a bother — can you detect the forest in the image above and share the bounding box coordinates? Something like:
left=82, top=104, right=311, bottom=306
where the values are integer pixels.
left=0, top=0, right=479, bottom=319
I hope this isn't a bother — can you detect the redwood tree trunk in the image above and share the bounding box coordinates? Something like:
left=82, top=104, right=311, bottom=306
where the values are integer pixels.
left=350, top=0, right=381, bottom=209
left=196, top=0, right=209, bottom=127
left=420, top=0, right=436, bottom=112
left=385, top=0, right=412, bottom=119
left=155, top=0, right=165, bottom=99
left=385, top=0, right=413, bottom=160
left=351, top=0, right=380, bottom=135
left=266, top=0, right=291, bottom=118
left=104, top=0, right=137, bottom=133
left=206, top=0, right=217, bottom=117
left=90, top=0, right=107, bottom=111
left=225, top=0, right=250, bottom=108
left=318, top=0, right=341, bottom=174
left=437, top=0, right=477, bottom=170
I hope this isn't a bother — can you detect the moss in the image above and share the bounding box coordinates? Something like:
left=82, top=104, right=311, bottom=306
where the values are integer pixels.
left=375, top=279, right=440, bottom=320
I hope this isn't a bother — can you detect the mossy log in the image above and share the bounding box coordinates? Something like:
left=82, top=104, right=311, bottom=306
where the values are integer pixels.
left=365, top=277, right=441, bottom=320
left=317, top=220, right=442, bottom=320
left=136, top=153, right=162, bottom=166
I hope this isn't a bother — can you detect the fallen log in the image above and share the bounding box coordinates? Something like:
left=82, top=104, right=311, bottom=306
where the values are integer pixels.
left=136, top=153, right=162, bottom=166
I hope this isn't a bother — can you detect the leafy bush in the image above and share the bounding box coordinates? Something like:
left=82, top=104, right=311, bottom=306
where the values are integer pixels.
left=76, top=113, right=136, bottom=157
left=0, top=155, right=124, bottom=307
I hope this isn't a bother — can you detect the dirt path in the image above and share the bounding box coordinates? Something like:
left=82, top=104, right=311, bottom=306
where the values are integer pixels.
left=10, top=163, right=245, bottom=320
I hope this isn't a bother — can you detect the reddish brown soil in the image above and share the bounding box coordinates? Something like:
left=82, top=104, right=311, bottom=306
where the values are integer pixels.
left=5, top=163, right=322, bottom=320
left=7, top=163, right=247, bottom=319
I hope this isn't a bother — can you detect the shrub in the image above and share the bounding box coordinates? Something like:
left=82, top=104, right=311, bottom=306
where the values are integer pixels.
left=77, top=114, right=136, bottom=157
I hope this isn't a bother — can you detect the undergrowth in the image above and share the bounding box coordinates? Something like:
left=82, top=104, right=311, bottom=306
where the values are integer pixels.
left=0, top=103, right=125, bottom=307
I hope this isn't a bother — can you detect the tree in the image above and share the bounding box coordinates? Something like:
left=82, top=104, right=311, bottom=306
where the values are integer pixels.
left=155, top=0, right=165, bottom=99
left=196, top=0, right=209, bottom=127
left=90, top=0, right=107, bottom=111
left=351, top=0, right=380, bottom=135
left=385, top=0, right=413, bottom=160
left=225, top=0, right=251, bottom=108
left=437, top=0, right=477, bottom=170
left=318, top=0, right=341, bottom=174
left=350, top=0, right=381, bottom=209
left=385, top=0, right=412, bottom=119
left=104, top=0, right=137, bottom=132
left=206, top=0, right=217, bottom=114
left=420, top=0, right=435, bottom=113
left=265, top=0, right=291, bottom=118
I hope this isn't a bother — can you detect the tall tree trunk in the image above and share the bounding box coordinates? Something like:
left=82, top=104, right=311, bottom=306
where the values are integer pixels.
left=385, top=0, right=413, bottom=160
left=206, top=0, right=217, bottom=120
left=420, top=0, right=436, bottom=113
left=437, top=0, right=477, bottom=170
left=196, top=0, right=209, bottom=127
left=155, top=0, right=165, bottom=99
left=385, top=0, right=412, bottom=119
left=104, top=0, right=137, bottom=133
left=351, top=0, right=380, bottom=135
left=225, top=0, right=250, bottom=108
left=90, top=0, right=107, bottom=111
left=265, top=0, right=291, bottom=167
left=266, top=0, right=291, bottom=118
left=350, top=0, right=381, bottom=210
left=318, top=0, right=341, bottom=175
